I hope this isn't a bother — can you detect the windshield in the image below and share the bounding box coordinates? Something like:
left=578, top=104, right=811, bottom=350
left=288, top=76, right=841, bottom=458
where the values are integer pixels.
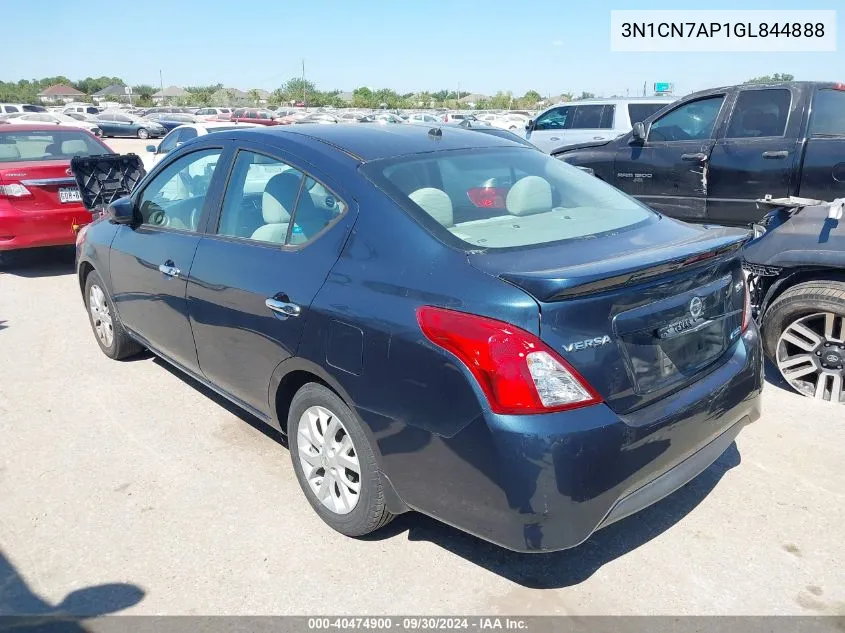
left=366, top=147, right=654, bottom=249
left=0, top=130, right=109, bottom=162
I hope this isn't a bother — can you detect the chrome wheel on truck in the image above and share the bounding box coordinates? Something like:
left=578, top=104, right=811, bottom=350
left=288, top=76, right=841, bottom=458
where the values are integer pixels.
left=776, top=312, right=845, bottom=403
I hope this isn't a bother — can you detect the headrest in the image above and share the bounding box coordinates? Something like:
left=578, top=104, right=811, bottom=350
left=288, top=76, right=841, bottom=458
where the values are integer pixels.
left=262, top=171, right=301, bottom=224
left=61, top=139, right=88, bottom=155
left=409, top=187, right=453, bottom=228
left=0, top=144, right=21, bottom=160
left=506, top=176, right=552, bottom=216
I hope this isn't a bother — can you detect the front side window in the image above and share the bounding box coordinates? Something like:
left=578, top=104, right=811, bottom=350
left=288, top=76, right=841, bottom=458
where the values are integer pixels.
left=809, top=88, right=845, bottom=137
left=628, top=102, right=669, bottom=125
left=136, top=149, right=222, bottom=230
left=367, top=147, right=653, bottom=249
left=648, top=95, right=725, bottom=142
left=156, top=130, right=181, bottom=154
left=534, top=106, right=570, bottom=131
left=726, top=89, right=791, bottom=138
left=217, top=151, right=346, bottom=246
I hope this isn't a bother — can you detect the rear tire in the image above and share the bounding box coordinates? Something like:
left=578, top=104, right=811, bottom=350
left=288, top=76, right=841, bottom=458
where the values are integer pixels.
left=763, top=280, right=845, bottom=403
left=288, top=382, right=394, bottom=536
left=84, top=270, right=143, bottom=360
left=137, top=128, right=149, bottom=139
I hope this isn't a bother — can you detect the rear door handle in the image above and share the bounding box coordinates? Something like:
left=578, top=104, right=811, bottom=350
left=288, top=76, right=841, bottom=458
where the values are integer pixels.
left=265, top=296, right=301, bottom=318
left=762, top=150, right=789, bottom=159
left=681, top=152, right=708, bottom=162
left=158, top=260, right=180, bottom=278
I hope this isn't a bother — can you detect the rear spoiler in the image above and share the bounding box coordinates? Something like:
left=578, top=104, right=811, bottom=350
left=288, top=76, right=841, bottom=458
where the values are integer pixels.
left=70, top=153, right=145, bottom=214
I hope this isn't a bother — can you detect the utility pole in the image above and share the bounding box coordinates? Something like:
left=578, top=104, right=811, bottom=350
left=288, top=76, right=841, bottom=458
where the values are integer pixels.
left=643, top=81, right=646, bottom=96
left=301, top=59, right=306, bottom=106
left=159, top=70, right=164, bottom=94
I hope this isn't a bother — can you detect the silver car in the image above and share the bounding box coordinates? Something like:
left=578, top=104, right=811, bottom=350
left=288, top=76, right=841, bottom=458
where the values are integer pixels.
left=524, top=97, right=676, bottom=153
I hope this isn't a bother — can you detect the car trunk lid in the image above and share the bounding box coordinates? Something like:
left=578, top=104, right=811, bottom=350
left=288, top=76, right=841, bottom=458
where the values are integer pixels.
left=0, top=160, right=85, bottom=213
left=468, top=220, right=750, bottom=414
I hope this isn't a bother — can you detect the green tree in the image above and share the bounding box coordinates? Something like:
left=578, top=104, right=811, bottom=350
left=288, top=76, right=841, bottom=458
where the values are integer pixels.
left=577, top=91, right=596, bottom=100
left=74, top=76, right=125, bottom=95
left=278, top=77, right=316, bottom=105
left=744, top=73, right=795, bottom=84
left=352, top=87, right=374, bottom=108
left=185, top=83, right=221, bottom=106
left=248, top=89, right=262, bottom=106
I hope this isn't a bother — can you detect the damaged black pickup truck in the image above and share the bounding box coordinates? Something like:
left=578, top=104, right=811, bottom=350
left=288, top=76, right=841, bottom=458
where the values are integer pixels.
left=554, top=82, right=845, bottom=227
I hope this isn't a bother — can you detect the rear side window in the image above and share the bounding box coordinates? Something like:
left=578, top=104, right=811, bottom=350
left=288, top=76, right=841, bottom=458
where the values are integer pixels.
left=628, top=102, right=668, bottom=124
left=216, top=151, right=346, bottom=246
left=726, top=89, right=791, bottom=138
left=809, top=89, right=845, bottom=136
left=6, top=106, right=19, bottom=113
left=368, top=147, right=653, bottom=250
left=569, top=105, right=608, bottom=129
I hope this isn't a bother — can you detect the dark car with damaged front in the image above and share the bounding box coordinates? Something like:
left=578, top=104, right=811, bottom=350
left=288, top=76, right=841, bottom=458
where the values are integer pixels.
left=74, top=124, right=763, bottom=552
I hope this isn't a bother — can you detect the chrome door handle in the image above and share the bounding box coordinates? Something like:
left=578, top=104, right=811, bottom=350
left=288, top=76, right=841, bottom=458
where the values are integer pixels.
left=265, top=298, right=301, bottom=318
left=550, top=136, right=560, bottom=141
left=762, top=150, right=788, bottom=159
left=158, top=262, right=180, bottom=278
left=681, top=152, right=708, bottom=161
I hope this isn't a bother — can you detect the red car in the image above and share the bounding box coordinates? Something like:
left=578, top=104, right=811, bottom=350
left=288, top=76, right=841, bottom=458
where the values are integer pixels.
left=0, top=124, right=112, bottom=257
left=230, top=108, right=281, bottom=126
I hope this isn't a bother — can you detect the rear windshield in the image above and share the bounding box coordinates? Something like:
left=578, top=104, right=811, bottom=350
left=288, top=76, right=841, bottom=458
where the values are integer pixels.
left=366, top=147, right=654, bottom=249
left=0, top=130, right=108, bottom=163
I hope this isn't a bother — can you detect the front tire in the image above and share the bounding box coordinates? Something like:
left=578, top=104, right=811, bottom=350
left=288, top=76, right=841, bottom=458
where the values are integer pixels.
left=288, top=383, right=394, bottom=536
left=763, top=280, right=845, bottom=403
left=84, top=270, right=143, bottom=360
left=137, top=128, right=149, bottom=139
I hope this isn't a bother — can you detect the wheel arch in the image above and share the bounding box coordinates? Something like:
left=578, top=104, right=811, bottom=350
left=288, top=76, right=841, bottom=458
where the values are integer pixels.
left=760, top=266, right=845, bottom=320
left=78, top=260, right=95, bottom=296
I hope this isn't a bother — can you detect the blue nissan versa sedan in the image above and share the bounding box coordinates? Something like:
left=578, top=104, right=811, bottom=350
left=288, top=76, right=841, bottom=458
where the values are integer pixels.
left=74, top=125, right=764, bottom=552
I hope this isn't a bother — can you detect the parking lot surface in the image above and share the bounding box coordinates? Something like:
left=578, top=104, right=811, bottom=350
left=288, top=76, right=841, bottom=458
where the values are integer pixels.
left=1, top=142, right=844, bottom=615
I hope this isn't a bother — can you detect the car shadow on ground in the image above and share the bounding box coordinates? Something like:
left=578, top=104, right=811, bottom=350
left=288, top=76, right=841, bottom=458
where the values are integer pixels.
left=0, top=548, right=144, bottom=628
left=0, top=320, right=7, bottom=332
left=0, top=246, right=76, bottom=278
left=364, top=443, right=742, bottom=589
left=763, top=358, right=794, bottom=394
left=146, top=351, right=739, bottom=589
left=151, top=357, right=287, bottom=447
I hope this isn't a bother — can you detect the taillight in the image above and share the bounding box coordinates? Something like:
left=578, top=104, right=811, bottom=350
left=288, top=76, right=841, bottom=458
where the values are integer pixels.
left=741, top=275, right=752, bottom=332
left=0, top=184, right=31, bottom=198
left=466, top=187, right=508, bottom=209
left=416, top=306, right=601, bottom=415
left=832, top=83, right=845, bottom=91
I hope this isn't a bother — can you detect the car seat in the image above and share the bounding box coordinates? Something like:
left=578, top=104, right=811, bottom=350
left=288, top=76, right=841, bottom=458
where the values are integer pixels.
left=251, top=171, right=301, bottom=243
left=506, top=176, right=552, bottom=216
left=409, top=188, right=453, bottom=227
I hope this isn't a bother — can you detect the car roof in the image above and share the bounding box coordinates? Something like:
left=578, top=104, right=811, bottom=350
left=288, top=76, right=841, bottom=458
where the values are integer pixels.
left=231, top=123, right=528, bottom=161
left=0, top=123, right=92, bottom=133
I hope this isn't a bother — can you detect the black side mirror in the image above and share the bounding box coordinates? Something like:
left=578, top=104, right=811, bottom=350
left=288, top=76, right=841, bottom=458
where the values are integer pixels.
left=631, top=122, right=647, bottom=144
left=108, top=197, right=136, bottom=225
left=145, top=144, right=156, bottom=153
left=525, top=119, right=534, bottom=131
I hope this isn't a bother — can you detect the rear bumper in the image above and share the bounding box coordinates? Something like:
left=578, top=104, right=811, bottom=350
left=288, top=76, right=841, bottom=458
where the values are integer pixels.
left=382, top=326, right=763, bottom=553
left=0, top=202, right=92, bottom=251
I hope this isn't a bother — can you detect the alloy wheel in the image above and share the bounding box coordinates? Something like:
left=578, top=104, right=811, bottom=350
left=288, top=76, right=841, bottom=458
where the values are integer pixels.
left=88, top=284, right=114, bottom=348
left=297, top=405, right=361, bottom=514
left=776, top=312, right=845, bottom=403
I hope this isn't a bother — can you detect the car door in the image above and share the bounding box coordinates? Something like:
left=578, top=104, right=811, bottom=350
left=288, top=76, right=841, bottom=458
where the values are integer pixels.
left=96, top=113, right=117, bottom=136
left=613, top=93, right=728, bottom=222
left=525, top=105, right=572, bottom=152
left=706, top=86, right=801, bottom=225
left=108, top=145, right=229, bottom=372
left=187, top=145, right=355, bottom=416
left=798, top=85, right=845, bottom=202
left=561, top=104, right=616, bottom=146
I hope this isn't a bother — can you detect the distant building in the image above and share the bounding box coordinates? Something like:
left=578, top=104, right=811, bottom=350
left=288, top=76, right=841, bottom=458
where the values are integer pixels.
left=211, top=88, right=249, bottom=107
left=152, top=85, right=189, bottom=104
left=92, top=84, right=128, bottom=104
left=459, top=93, right=488, bottom=108
left=337, top=91, right=354, bottom=104
left=37, top=84, right=85, bottom=104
